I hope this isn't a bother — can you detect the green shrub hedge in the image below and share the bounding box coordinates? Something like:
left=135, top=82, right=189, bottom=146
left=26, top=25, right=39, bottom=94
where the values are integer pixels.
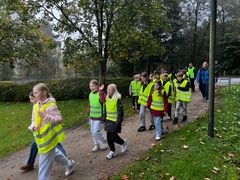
left=0, top=77, right=131, bottom=102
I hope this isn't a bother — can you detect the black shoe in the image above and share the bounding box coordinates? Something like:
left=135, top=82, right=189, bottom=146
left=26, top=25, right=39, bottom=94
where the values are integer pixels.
left=149, top=125, right=155, bottom=130
left=137, top=126, right=146, bottom=132
left=182, top=116, right=187, bottom=122
left=173, top=117, right=178, bottom=124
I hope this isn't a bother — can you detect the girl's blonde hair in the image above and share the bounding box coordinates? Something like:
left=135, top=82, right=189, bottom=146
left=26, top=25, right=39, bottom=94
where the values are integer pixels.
left=33, top=83, right=51, bottom=98
left=106, top=83, right=121, bottom=99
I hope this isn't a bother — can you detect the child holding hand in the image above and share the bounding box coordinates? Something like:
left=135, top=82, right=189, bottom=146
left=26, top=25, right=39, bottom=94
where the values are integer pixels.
left=88, top=79, right=108, bottom=152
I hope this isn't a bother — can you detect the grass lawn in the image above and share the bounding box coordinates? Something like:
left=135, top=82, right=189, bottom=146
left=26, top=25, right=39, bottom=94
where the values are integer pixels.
left=114, top=85, right=240, bottom=180
left=0, top=97, right=134, bottom=158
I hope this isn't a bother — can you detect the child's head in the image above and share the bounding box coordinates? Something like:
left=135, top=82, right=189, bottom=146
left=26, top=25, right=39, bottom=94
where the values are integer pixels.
left=33, top=83, right=51, bottom=102
left=161, top=73, right=168, bottom=81
left=154, top=81, right=162, bottom=91
left=29, top=92, right=36, bottom=104
left=89, top=79, right=99, bottom=92
left=141, top=72, right=148, bottom=83
left=107, top=83, right=121, bottom=99
left=176, top=72, right=183, bottom=81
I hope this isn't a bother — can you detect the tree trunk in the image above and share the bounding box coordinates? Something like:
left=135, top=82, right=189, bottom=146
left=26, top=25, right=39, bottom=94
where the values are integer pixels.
left=192, top=2, right=199, bottom=64
left=99, top=59, right=107, bottom=84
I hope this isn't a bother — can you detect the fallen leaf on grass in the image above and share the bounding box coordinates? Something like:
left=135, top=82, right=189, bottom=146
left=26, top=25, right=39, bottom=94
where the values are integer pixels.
left=169, top=176, right=175, bottom=180
left=213, top=167, right=220, bottom=171
left=228, top=153, right=235, bottom=158
left=122, top=175, right=129, bottom=180
left=139, top=172, right=144, bottom=177
left=145, top=156, right=151, bottom=161
left=183, top=145, right=189, bottom=149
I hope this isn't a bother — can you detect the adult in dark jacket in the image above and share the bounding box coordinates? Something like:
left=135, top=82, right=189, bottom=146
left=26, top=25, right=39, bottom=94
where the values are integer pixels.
left=196, top=62, right=209, bottom=101
left=103, top=83, right=127, bottom=160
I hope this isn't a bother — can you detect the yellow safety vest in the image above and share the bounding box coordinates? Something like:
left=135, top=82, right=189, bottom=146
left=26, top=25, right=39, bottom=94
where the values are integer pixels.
left=187, top=67, right=195, bottom=78
left=150, top=90, right=164, bottom=111
left=34, top=102, right=64, bottom=154
left=106, top=97, right=118, bottom=122
left=175, top=80, right=192, bottom=102
left=89, top=92, right=102, bottom=118
left=131, top=81, right=141, bottom=96
left=138, top=81, right=154, bottom=106
left=163, top=81, right=174, bottom=104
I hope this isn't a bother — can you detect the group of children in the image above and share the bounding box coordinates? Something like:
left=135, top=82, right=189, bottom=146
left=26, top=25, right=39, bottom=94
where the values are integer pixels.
left=19, top=70, right=191, bottom=179
left=129, top=70, right=192, bottom=140
left=20, top=80, right=127, bottom=179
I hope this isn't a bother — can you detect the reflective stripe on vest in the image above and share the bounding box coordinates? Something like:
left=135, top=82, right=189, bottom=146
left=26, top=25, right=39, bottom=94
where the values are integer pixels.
left=188, top=67, right=195, bottom=78
left=150, top=90, right=164, bottom=110
left=175, top=80, right=192, bottom=102
left=89, top=92, right=102, bottom=118
left=138, top=81, right=154, bottom=106
left=34, top=102, right=64, bottom=154
left=164, top=81, right=174, bottom=104
left=106, top=97, right=118, bottom=122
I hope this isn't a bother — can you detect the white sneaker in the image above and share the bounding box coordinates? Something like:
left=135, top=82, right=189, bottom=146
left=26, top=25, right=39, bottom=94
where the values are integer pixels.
left=92, top=144, right=99, bottom=152
left=106, top=151, right=117, bottom=160
left=155, top=136, right=161, bottom=141
left=121, top=139, right=127, bottom=153
left=99, top=143, right=108, bottom=150
left=65, top=159, right=75, bottom=176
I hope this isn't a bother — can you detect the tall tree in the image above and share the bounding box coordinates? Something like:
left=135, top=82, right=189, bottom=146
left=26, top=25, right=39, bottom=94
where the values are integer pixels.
left=26, top=0, right=168, bottom=83
left=0, top=0, right=54, bottom=68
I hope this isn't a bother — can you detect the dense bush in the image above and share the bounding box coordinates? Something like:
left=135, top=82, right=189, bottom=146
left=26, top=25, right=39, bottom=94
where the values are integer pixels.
left=0, top=77, right=131, bottom=102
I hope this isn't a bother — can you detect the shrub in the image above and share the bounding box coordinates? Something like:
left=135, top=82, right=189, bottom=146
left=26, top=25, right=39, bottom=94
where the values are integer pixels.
left=0, top=77, right=132, bottom=102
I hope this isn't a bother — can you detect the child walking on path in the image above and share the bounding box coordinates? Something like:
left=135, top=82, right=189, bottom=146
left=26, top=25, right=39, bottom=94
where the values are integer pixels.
left=30, top=83, right=74, bottom=180
left=173, top=72, right=192, bottom=124
left=20, top=92, right=66, bottom=171
left=104, top=83, right=127, bottom=159
left=161, top=73, right=174, bottom=121
left=88, top=79, right=108, bottom=152
left=129, top=74, right=141, bottom=113
left=137, top=72, right=155, bottom=132
left=146, top=81, right=168, bottom=140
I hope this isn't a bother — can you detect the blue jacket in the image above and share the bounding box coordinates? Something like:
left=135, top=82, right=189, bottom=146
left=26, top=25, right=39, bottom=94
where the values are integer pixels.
left=196, top=68, right=209, bottom=83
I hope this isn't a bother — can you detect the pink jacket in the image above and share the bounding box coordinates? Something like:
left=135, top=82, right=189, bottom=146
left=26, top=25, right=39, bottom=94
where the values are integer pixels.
left=28, top=98, right=62, bottom=131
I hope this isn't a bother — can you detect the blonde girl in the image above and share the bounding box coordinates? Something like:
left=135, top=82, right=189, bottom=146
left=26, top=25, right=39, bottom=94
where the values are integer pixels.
left=31, top=83, right=74, bottom=179
left=104, top=83, right=127, bottom=159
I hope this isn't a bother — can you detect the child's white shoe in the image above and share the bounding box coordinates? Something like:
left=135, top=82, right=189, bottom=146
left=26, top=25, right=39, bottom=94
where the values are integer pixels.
left=92, top=144, right=99, bottom=152
left=65, top=159, right=75, bottom=176
left=155, top=136, right=161, bottom=141
left=121, top=139, right=127, bottom=153
left=106, top=151, right=117, bottom=160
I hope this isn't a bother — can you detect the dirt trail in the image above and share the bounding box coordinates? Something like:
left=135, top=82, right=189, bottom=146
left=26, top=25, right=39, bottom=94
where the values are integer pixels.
left=0, top=90, right=208, bottom=180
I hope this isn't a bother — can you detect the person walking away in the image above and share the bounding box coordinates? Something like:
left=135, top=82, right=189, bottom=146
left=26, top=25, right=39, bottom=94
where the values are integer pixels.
left=187, top=63, right=197, bottom=92
left=146, top=81, right=168, bottom=140
left=137, top=72, right=155, bottom=132
left=104, top=84, right=127, bottom=159
left=173, top=72, right=192, bottom=124
left=88, top=79, right=108, bottom=152
left=129, top=74, right=141, bottom=113
left=31, top=83, right=74, bottom=179
left=196, top=62, right=209, bottom=101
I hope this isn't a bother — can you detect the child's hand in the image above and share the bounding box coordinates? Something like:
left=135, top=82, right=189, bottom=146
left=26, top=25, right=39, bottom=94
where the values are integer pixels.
left=99, top=84, right=105, bottom=91
left=33, top=126, right=40, bottom=131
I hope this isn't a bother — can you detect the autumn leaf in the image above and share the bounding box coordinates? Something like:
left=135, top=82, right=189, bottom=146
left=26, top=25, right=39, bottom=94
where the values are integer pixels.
left=122, top=175, right=129, bottom=180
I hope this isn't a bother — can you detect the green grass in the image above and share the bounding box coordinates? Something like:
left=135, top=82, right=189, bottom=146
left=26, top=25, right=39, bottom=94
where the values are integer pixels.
left=0, top=97, right=134, bottom=158
left=114, top=85, right=240, bottom=180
